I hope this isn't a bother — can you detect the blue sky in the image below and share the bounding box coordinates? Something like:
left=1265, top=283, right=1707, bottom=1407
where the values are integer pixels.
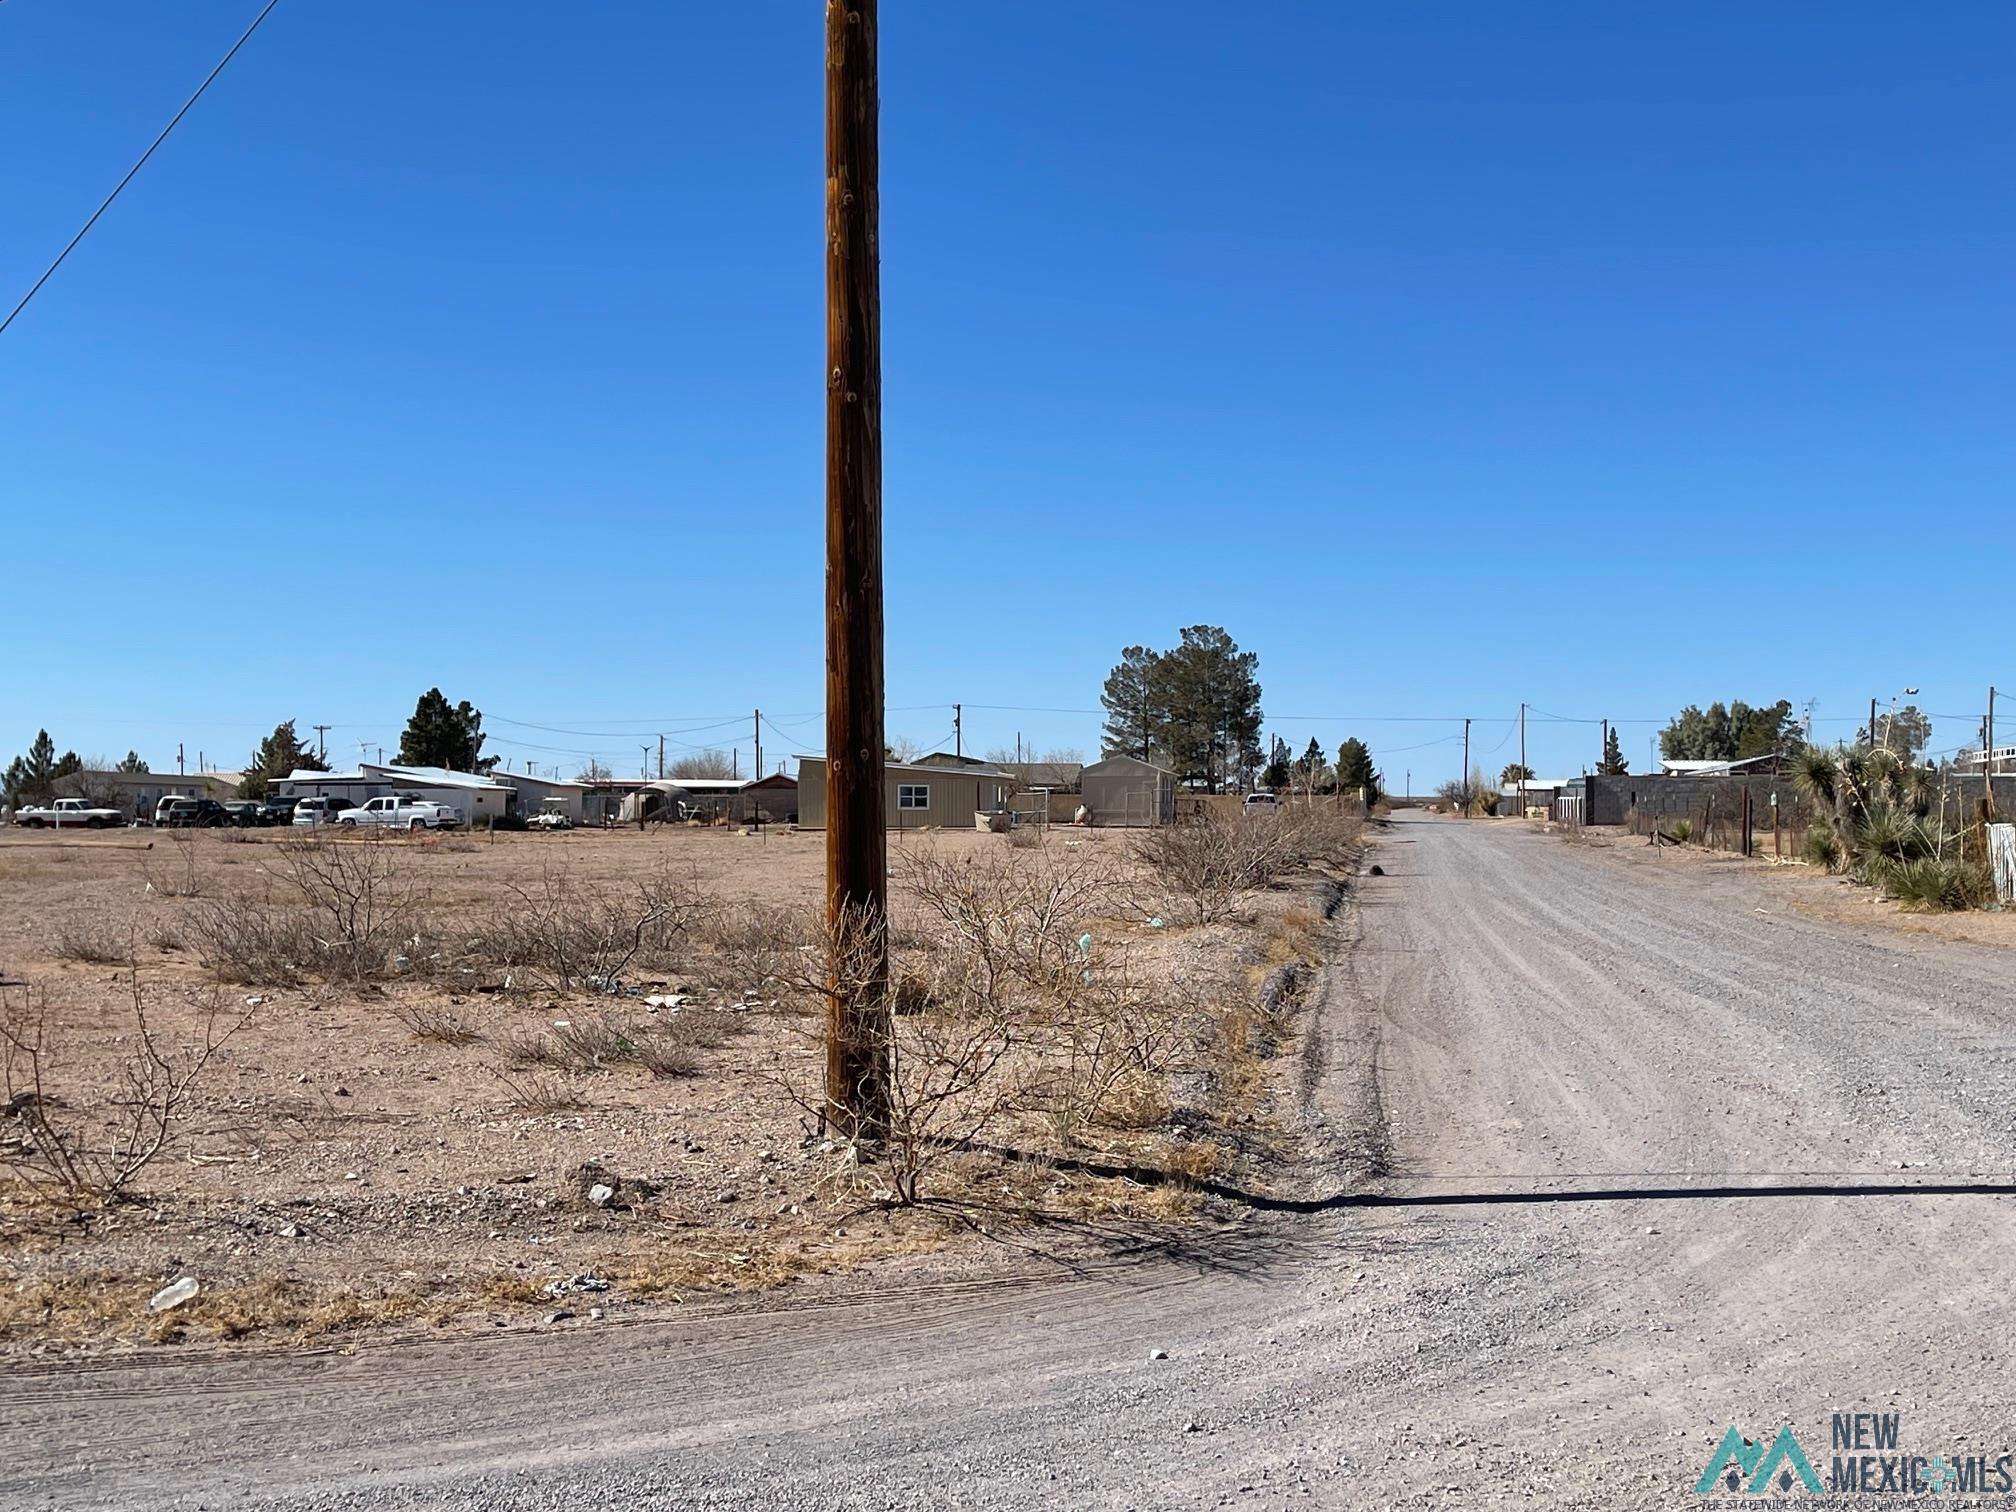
left=3, top=2, right=2012, bottom=786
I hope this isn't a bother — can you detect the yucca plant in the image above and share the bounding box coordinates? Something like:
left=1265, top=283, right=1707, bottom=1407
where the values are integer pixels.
left=1803, top=824, right=1843, bottom=871
left=1891, top=857, right=1992, bottom=911
left=1668, top=818, right=1694, bottom=844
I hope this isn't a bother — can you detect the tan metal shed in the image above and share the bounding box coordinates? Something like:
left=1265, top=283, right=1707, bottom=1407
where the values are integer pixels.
left=1080, top=754, right=1177, bottom=826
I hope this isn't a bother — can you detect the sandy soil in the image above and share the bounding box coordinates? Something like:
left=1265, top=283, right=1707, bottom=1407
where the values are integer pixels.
left=0, top=822, right=1332, bottom=1358
left=8, top=813, right=2014, bottom=1508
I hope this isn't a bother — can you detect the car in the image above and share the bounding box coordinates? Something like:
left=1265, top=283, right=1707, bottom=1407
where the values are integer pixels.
left=1242, top=791, right=1280, bottom=811
left=336, top=794, right=461, bottom=831
left=257, top=797, right=297, bottom=826
left=526, top=798, right=575, bottom=831
left=158, top=798, right=230, bottom=828
left=291, top=796, right=353, bottom=826
left=222, top=801, right=266, bottom=828
left=13, top=798, right=126, bottom=829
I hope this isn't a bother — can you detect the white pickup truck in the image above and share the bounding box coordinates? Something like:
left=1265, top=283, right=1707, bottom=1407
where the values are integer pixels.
left=14, top=798, right=127, bottom=829
left=335, top=795, right=461, bottom=831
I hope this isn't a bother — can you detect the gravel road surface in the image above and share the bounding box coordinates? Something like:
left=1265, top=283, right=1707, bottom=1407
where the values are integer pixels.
left=9, top=813, right=2016, bottom=1509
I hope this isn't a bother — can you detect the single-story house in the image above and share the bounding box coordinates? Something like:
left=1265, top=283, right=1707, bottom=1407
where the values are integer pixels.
left=55, top=769, right=240, bottom=819
left=1079, top=754, right=1176, bottom=827
left=793, top=757, right=1013, bottom=831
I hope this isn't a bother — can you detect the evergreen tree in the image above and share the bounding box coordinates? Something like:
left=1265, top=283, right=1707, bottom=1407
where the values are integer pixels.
left=117, top=751, right=150, bottom=773
left=1261, top=735, right=1291, bottom=792
left=1098, top=646, right=1164, bottom=762
left=1335, top=737, right=1381, bottom=804
left=1597, top=725, right=1629, bottom=775
left=240, top=719, right=327, bottom=799
left=1293, top=736, right=1328, bottom=794
left=1097, top=627, right=1263, bottom=789
left=396, top=688, right=495, bottom=772
left=4, top=730, right=61, bottom=805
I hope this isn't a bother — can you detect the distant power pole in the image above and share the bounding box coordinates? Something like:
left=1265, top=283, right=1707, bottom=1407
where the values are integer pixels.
left=953, top=703, right=962, bottom=760
left=823, top=0, right=891, bottom=1142
left=1519, top=702, right=1526, bottom=779
left=177, top=742, right=185, bottom=777
left=753, top=709, right=763, bottom=781
left=1990, top=686, right=1998, bottom=777
left=1461, top=718, right=1471, bottom=815
left=1601, top=718, right=1608, bottom=770
left=313, top=724, right=331, bottom=762
left=657, top=734, right=665, bottom=780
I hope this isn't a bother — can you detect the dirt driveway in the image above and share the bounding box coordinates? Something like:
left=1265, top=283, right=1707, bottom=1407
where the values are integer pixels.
left=9, top=812, right=2016, bottom=1509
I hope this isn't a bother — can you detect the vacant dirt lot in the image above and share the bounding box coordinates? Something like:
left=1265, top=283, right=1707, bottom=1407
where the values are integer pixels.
left=0, top=817, right=1354, bottom=1357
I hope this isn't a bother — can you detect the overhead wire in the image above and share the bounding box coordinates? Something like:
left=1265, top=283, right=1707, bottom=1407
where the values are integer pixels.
left=1, top=0, right=286, bottom=339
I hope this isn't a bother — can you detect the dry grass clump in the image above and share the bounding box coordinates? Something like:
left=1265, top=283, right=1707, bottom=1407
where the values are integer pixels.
left=51, top=918, right=132, bottom=966
left=492, top=1068, right=588, bottom=1113
left=391, top=1003, right=484, bottom=1046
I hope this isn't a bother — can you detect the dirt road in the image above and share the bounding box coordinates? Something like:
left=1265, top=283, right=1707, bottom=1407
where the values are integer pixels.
left=10, top=813, right=2016, bottom=1509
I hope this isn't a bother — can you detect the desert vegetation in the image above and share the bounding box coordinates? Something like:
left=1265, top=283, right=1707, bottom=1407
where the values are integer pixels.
left=0, top=813, right=1359, bottom=1351
left=1793, top=745, right=1995, bottom=910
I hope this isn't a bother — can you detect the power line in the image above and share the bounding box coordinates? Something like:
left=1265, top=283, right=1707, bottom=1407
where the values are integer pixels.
left=1, top=0, right=286, bottom=340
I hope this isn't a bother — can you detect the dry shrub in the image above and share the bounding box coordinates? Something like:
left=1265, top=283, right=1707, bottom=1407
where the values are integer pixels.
left=392, top=1003, right=484, bottom=1046
left=492, top=1068, right=587, bottom=1113
left=185, top=902, right=322, bottom=986
left=0, top=978, right=257, bottom=1210
left=694, top=902, right=813, bottom=1005
left=185, top=834, right=423, bottom=984
left=1132, top=808, right=1361, bottom=924
left=52, top=918, right=132, bottom=966
left=898, top=843, right=1131, bottom=996
left=479, top=867, right=709, bottom=992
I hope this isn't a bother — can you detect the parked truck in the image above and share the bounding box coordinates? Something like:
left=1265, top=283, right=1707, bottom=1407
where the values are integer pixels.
left=14, top=798, right=127, bottom=829
left=335, top=795, right=461, bottom=831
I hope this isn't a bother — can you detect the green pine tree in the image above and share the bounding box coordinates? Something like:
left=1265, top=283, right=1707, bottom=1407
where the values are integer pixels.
left=1598, top=725, right=1629, bottom=775
left=1335, top=737, right=1381, bottom=805
left=397, top=688, right=495, bottom=772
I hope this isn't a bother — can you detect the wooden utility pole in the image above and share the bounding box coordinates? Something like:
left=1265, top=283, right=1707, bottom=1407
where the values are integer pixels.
left=1869, top=697, right=1878, bottom=748
left=823, top=0, right=890, bottom=1143
left=953, top=702, right=961, bottom=760
left=753, top=709, right=762, bottom=782
left=657, top=734, right=665, bottom=780
left=1519, top=702, right=1526, bottom=778
left=1461, top=718, right=1471, bottom=815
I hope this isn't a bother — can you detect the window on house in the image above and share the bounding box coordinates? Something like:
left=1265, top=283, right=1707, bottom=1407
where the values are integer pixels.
left=897, top=784, right=930, bottom=811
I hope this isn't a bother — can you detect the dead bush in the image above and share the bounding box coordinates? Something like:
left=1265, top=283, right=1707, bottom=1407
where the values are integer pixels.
left=1, top=978, right=257, bottom=1210
left=480, top=867, right=709, bottom=993
left=694, top=902, right=814, bottom=1007
left=1132, top=808, right=1360, bottom=924
left=185, top=902, right=323, bottom=986
left=272, top=833, right=424, bottom=979
left=141, top=829, right=203, bottom=899
left=898, top=844, right=1131, bottom=998
left=391, top=1003, right=484, bottom=1046
left=491, top=1068, right=587, bottom=1113
left=637, top=1040, right=701, bottom=1079
left=52, top=919, right=132, bottom=966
